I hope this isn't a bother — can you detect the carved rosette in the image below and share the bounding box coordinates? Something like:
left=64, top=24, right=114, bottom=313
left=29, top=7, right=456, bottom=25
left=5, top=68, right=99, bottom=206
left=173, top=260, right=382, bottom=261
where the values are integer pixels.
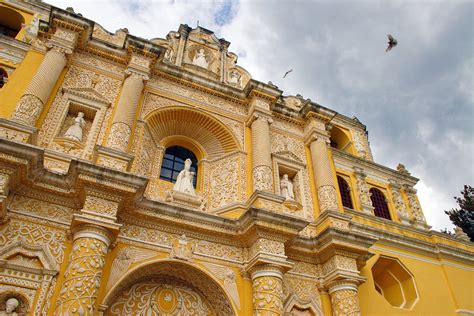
left=251, top=265, right=284, bottom=316
left=317, top=185, right=338, bottom=212
left=106, top=122, right=131, bottom=152
left=328, top=281, right=361, bottom=316
left=55, top=225, right=113, bottom=316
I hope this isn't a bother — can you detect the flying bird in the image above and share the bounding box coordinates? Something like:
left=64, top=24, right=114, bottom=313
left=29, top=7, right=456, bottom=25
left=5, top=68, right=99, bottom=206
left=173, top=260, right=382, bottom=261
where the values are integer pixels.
left=386, top=34, right=398, bottom=52
left=283, top=69, right=293, bottom=78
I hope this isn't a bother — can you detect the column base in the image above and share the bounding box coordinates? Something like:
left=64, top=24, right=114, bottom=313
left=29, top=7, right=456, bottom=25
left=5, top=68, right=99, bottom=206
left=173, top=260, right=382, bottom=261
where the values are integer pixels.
left=0, top=118, right=37, bottom=144
left=94, top=145, right=134, bottom=172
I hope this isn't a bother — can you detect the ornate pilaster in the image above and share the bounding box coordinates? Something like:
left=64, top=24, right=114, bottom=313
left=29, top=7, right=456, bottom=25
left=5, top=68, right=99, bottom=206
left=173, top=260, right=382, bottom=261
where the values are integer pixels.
left=55, top=188, right=122, bottom=315
left=98, top=54, right=151, bottom=170
left=305, top=121, right=339, bottom=213
left=389, top=179, right=410, bottom=224
left=250, top=264, right=284, bottom=316
left=11, top=27, right=77, bottom=128
left=249, top=113, right=274, bottom=192
left=403, top=185, right=430, bottom=230
left=353, top=167, right=374, bottom=214
left=327, top=280, right=361, bottom=316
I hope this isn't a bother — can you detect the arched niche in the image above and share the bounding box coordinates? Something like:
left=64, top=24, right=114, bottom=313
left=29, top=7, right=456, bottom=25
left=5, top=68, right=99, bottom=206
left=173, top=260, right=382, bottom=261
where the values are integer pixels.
left=101, top=260, right=237, bottom=316
left=329, top=125, right=355, bottom=155
left=0, top=6, right=24, bottom=38
left=145, top=106, right=241, bottom=159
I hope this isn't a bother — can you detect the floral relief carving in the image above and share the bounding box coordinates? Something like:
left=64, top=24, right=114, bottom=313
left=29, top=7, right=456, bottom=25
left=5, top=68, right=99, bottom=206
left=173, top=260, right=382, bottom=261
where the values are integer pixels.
left=11, top=95, right=43, bottom=126
left=209, top=155, right=240, bottom=209
left=283, top=275, right=321, bottom=305
left=0, top=219, right=67, bottom=264
left=108, top=277, right=214, bottom=315
left=330, top=288, right=361, bottom=316
left=194, top=240, right=244, bottom=262
left=390, top=186, right=409, bottom=220
left=272, top=117, right=304, bottom=136
left=107, top=122, right=131, bottom=152
left=407, top=192, right=426, bottom=223
left=119, top=223, right=173, bottom=247
left=253, top=276, right=283, bottom=315
left=9, top=195, right=75, bottom=223
left=249, top=238, right=285, bottom=259
left=253, top=165, right=273, bottom=192
left=317, top=185, right=338, bottom=212
left=55, top=237, right=108, bottom=315
left=354, top=171, right=373, bottom=211
left=83, top=195, right=118, bottom=217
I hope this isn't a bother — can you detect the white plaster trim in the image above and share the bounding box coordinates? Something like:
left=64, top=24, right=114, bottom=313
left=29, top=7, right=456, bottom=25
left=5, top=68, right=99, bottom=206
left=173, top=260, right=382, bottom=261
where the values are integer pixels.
left=456, top=309, right=474, bottom=315
left=7, top=209, right=71, bottom=226
left=328, top=284, right=358, bottom=294
left=251, top=270, right=283, bottom=280
left=74, top=230, right=110, bottom=245
left=371, top=246, right=474, bottom=271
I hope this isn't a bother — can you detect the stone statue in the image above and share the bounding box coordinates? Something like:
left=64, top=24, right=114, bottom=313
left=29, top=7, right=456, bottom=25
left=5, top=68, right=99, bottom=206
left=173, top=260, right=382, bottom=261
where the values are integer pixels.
left=228, top=70, right=241, bottom=86
left=0, top=298, right=19, bottom=316
left=173, top=158, right=196, bottom=195
left=64, top=112, right=86, bottom=142
left=192, top=49, right=208, bottom=69
left=280, top=174, right=295, bottom=200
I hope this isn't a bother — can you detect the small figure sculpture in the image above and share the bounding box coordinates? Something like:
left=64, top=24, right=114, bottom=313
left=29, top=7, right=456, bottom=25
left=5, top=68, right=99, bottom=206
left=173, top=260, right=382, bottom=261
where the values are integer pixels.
left=228, top=70, right=241, bottom=86
left=173, top=158, right=196, bottom=195
left=397, top=163, right=410, bottom=176
left=280, top=174, right=295, bottom=200
left=192, top=49, right=208, bottom=69
left=0, top=297, right=19, bottom=316
left=64, top=112, right=85, bottom=142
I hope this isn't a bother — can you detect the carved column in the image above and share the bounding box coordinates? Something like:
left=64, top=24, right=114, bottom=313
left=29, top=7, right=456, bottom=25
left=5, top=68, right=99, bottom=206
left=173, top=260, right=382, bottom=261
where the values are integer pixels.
left=11, top=28, right=77, bottom=126
left=54, top=222, right=116, bottom=316
left=305, top=126, right=339, bottom=213
left=327, top=280, right=361, bottom=316
left=250, top=114, right=274, bottom=192
left=55, top=190, right=121, bottom=315
left=250, top=264, right=284, bottom=316
left=106, top=72, right=147, bottom=152
left=389, top=179, right=410, bottom=224
left=353, top=167, right=374, bottom=214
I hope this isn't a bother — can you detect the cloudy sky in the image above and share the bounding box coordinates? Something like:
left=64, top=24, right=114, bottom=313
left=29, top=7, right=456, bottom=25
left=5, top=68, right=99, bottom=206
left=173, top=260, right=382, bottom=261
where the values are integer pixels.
left=48, top=0, right=473, bottom=231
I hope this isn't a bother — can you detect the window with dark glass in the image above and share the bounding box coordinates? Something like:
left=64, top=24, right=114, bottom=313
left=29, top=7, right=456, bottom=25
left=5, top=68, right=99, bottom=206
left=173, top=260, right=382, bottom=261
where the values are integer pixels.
left=337, top=175, right=353, bottom=209
left=0, top=69, right=7, bottom=88
left=160, top=146, right=198, bottom=187
left=370, top=188, right=391, bottom=220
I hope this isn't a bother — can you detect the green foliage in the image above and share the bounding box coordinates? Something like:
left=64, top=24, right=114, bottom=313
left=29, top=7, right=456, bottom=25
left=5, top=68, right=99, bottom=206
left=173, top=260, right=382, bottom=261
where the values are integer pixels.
left=444, top=185, right=474, bottom=242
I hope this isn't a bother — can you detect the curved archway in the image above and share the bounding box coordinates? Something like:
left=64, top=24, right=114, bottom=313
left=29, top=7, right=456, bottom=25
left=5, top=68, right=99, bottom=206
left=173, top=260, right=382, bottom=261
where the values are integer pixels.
left=102, top=259, right=236, bottom=315
left=329, top=126, right=355, bottom=154
left=145, top=106, right=241, bottom=159
left=0, top=6, right=24, bottom=38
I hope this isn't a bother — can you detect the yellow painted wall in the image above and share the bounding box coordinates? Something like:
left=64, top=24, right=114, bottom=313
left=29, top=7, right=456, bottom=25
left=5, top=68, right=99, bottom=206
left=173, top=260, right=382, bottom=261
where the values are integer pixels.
left=359, top=244, right=474, bottom=315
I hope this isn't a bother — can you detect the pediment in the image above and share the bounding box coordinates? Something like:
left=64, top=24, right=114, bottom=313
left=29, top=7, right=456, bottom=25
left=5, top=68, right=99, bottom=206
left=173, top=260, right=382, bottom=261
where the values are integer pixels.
left=62, top=86, right=111, bottom=106
left=0, top=240, right=59, bottom=272
left=274, top=150, right=304, bottom=163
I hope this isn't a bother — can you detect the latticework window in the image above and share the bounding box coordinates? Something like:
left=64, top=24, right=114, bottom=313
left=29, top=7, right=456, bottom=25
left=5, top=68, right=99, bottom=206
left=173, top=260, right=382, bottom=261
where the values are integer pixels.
left=160, top=146, right=198, bottom=186
left=337, top=175, right=353, bottom=209
left=370, top=188, right=391, bottom=220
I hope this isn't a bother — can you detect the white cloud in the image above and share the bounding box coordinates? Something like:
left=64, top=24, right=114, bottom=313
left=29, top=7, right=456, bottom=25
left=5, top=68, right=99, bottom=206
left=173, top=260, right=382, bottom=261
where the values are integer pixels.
left=46, top=0, right=473, bottom=232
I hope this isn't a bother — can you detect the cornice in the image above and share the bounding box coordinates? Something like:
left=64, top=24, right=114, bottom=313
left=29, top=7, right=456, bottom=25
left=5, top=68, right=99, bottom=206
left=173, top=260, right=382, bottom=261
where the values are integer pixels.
left=332, top=147, right=419, bottom=186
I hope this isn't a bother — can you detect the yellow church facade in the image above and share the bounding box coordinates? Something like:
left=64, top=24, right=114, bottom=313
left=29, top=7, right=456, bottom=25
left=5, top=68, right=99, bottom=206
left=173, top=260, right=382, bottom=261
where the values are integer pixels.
left=0, top=1, right=472, bottom=315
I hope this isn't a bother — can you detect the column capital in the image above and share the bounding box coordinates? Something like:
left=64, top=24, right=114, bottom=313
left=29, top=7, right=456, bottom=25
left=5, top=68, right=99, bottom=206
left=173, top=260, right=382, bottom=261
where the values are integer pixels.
left=70, top=214, right=122, bottom=247
left=47, top=27, right=79, bottom=54
left=249, top=263, right=285, bottom=280
left=245, top=110, right=273, bottom=127
left=304, top=130, right=330, bottom=146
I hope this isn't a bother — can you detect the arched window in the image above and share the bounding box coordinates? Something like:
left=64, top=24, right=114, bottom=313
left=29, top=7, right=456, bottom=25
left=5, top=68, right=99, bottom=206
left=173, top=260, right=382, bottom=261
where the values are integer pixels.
left=370, top=188, right=391, bottom=220
left=337, top=175, right=353, bottom=209
left=0, top=68, right=7, bottom=88
left=0, top=6, right=24, bottom=38
left=160, top=146, right=198, bottom=187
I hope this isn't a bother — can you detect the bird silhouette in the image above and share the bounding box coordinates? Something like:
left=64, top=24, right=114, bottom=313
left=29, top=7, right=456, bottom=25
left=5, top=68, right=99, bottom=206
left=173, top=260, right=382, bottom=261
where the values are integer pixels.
left=386, top=34, right=398, bottom=52
left=283, top=69, right=293, bottom=78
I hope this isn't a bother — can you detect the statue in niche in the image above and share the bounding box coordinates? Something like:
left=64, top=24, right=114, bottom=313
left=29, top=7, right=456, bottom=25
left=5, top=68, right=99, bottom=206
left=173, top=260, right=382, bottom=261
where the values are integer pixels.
left=64, top=112, right=86, bottom=142
left=228, top=70, right=241, bottom=86
left=280, top=174, right=295, bottom=201
left=173, top=158, right=196, bottom=195
left=0, top=298, right=19, bottom=316
left=192, top=49, right=208, bottom=69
